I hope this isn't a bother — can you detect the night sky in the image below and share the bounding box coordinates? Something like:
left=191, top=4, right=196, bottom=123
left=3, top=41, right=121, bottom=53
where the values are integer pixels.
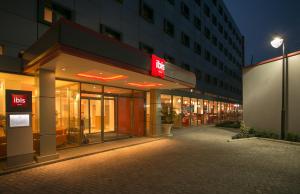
left=223, top=0, right=300, bottom=65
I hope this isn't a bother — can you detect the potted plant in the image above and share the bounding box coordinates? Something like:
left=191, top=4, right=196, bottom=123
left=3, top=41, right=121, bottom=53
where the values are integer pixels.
left=161, top=106, right=174, bottom=136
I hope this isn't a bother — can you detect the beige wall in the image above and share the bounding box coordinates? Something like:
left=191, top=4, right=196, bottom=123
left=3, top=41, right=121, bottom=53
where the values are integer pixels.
left=288, top=55, right=300, bottom=135
left=243, top=53, right=300, bottom=135
left=243, top=60, right=282, bottom=134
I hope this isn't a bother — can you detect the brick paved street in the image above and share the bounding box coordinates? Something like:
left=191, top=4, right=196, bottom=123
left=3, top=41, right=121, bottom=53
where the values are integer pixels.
left=0, top=126, right=299, bottom=194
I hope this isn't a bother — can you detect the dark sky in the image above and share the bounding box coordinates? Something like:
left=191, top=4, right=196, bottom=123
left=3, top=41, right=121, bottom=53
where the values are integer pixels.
left=223, top=0, right=300, bottom=65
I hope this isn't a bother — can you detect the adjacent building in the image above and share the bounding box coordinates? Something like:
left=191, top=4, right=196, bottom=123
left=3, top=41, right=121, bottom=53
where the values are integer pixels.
left=243, top=50, right=300, bottom=137
left=0, top=0, right=243, bottom=165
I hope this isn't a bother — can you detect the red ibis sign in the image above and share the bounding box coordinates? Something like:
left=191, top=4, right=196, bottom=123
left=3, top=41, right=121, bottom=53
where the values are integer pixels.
left=11, top=94, right=28, bottom=107
left=151, top=54, right=165, bottom=78
left=6, top=90, right=32, bottom=112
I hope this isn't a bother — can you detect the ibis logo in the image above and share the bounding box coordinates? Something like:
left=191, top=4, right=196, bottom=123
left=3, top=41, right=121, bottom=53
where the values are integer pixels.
left=11, top=94, right=27, bottom=107
left=151, top=54, right=165, bottom=78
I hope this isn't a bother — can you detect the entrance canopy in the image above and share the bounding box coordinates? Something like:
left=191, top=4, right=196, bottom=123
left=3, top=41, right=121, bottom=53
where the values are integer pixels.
left=23, top=19, right=195, bottom=91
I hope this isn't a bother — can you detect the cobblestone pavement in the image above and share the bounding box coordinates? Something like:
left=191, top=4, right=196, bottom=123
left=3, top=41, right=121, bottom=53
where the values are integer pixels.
left=0, top=126, right=299, bottom=194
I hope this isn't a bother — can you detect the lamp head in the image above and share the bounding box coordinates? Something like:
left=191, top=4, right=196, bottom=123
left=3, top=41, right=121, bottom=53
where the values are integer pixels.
left=271, top=37, right=284, bottom=48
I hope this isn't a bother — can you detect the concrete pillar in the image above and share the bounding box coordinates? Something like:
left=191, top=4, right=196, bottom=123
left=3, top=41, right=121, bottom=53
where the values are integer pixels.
left=35, top=69, right=59, bottom=162
left=149, top=89, right=161, bottom=137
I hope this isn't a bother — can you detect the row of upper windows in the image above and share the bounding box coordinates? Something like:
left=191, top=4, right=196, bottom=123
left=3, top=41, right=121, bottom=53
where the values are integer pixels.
left=164, top=0, right=243, bottom=46
left=195, top=70, right=242, bottom=95
left=140, top=1, right=243, bottom=63
left=39, top=1, right=243, bottom=70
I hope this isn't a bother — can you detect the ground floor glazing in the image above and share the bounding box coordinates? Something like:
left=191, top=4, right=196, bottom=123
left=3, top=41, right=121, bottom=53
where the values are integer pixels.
left=0, top=72, right=241, bottom=158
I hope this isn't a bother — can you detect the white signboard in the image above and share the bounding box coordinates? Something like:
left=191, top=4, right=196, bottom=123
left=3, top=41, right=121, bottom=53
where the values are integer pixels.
left=9, top=114, right=30, bottom=128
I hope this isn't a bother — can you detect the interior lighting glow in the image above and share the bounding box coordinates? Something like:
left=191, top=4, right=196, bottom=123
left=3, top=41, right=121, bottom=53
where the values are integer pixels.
left=127, top=82, right=163, bottom=87
left=77, top=73, right=127, bottom=81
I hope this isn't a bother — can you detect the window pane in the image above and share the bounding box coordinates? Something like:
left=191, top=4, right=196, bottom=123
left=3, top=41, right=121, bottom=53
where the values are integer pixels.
left=44, top=7, right=53, bottom=23
left=172, top=96, right=182, bottom=128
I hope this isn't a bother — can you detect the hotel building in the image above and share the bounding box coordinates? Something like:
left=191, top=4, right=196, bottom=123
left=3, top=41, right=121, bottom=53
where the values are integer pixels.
left=0, top=0, right=243, bottom=164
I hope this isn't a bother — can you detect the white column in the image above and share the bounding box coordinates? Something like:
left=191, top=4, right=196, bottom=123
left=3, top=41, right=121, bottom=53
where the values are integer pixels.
left=35, top=69, right=59, bottom=162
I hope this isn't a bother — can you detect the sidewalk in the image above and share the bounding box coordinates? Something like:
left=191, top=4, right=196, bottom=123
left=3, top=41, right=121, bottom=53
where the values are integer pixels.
left=0, top=136, right=161, bottom=175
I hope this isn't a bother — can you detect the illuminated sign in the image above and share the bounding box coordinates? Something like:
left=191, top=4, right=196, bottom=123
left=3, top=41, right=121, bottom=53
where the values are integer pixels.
left=6, top=90, right=32, bottom=113
left=9, top=114, right=30, bottom=128
left=151, top=54, right=165, bottom=78
left=11, top=94, right=27, bottom=107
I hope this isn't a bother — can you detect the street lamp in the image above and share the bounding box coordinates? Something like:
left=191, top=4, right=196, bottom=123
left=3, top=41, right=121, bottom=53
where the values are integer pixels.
left=270, top=36, right=286, bottom=139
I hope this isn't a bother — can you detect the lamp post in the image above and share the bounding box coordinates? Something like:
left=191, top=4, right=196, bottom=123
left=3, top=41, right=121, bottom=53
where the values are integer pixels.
left=270, top=37, right=287, bottom=139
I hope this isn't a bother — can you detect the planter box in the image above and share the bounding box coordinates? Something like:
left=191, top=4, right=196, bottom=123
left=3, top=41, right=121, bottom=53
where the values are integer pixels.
left=161, top=124, right=173, bottom=136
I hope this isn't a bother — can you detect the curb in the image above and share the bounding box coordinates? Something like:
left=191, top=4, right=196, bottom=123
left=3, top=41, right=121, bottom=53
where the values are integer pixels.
left=257, top=137, right=300, bottom=146
left=0, top=138, right=162, bottom=176
left=227, top=137, right=300, bottom=145
left=227, top=137, right=257, bottom=142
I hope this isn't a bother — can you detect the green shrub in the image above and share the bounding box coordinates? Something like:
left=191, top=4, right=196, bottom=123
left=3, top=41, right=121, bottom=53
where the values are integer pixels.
left=285, top=133, right=300, bottom=142
left=216, top=120, right=241, bottom=128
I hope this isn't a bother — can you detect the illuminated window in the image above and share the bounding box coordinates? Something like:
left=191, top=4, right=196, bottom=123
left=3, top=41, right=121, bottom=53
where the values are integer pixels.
left=0, top=45, right=3, bottom=55
left=41, top=3, right=71, bottom=24
left=44, top=7, right=53, bottom=23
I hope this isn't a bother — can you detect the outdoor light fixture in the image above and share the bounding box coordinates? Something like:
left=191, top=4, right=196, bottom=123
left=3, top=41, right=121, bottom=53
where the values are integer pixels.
left=270, top=36, right=286, bottom=139
left=270, top=37, right=284, bottom=48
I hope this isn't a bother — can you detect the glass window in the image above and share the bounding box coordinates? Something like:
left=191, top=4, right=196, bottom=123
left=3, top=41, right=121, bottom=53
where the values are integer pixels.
left=161, top=95, right=172, bottom=125
left=181, top=2, right=190, bottom=19
left=204, top=4, right=210, bottom=17
left=0, top=45, right=4, bottom=56
left=193, top=16, right=201, bottom=31
left=146, top=92, right=150, bottom=133
left=164, top=54, right=175, bottom=64
left=194, top=42, right=202, bottom=55
left=140, top=2, right=154, bottom=23
left=139, top=42, right=154, bottom=54
left=204, top=27, right=211, bottom=40
left=100, top=24, right=122, bottom=41
left=191, top=98, right=197, bottom=126
left=197, top=99, right=203, bottom=125
left=181, top=32, right=190, bottom=47
left=163, top=19, right=175, bottom=37
left=44, top=7, right=53, bottom=23
left=172, top=96, right=182, bottom=128
left=55, top=80, right=80, bottom=148
left=182, top=97, right=190, bottom=127
left=203, top=100, right=208, bottom=124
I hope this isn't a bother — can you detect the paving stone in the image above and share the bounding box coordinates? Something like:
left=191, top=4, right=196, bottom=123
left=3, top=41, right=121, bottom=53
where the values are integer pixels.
left=0, top=126, right=299, bottom=194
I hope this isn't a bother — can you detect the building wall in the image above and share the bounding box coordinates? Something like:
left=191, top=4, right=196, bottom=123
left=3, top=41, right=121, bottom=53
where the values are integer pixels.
left=243, top=53, right=300, bottom=135
left=243, top=60, right=282, bottom=134
left=287, top=54, right=300, bottom=134
left=0, top=0, right=244, bottom=103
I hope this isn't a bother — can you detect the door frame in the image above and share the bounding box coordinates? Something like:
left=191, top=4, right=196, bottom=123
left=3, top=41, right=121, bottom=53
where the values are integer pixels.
left=80, top=93, right=118, bottom=142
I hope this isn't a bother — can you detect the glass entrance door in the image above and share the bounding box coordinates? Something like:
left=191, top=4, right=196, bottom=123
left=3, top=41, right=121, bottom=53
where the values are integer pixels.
left=103, top=96, right=116, bottom=140
left=81, top=98, right=101, bottom=143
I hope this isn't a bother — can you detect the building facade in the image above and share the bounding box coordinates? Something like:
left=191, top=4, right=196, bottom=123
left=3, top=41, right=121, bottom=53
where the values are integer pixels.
left=243, top=51, right=300, bottom=137
left=0, top=0, right=243, bottom=165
